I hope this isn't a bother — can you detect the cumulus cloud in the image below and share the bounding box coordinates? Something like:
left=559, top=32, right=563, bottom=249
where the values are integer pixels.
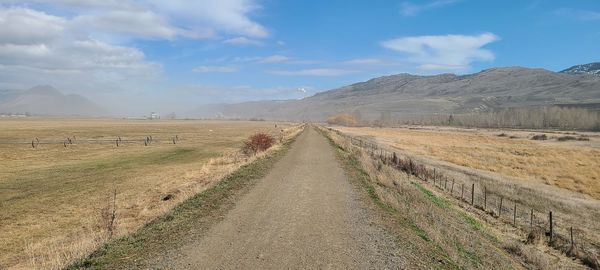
left=1, top=0, right=267, bottom=39
left=382, top=33, right=499, bottom=72
left=0, top=7, right=159, bottom=93
left=0, top=8, right=66, bottom=45
left=0, top=0, right=267, bottom=98
left=400, top=0, right=460, bottom=16
left=193, top=66, right=238, bottom=73
left=267, top=68, right=356, bottom=76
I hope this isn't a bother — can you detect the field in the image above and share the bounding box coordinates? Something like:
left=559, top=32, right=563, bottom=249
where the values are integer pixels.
left=332, top=125, right=600, bottom=266
left=335, top=126, right=600, bottom=199
left=0, top=118, right=300, bottom=269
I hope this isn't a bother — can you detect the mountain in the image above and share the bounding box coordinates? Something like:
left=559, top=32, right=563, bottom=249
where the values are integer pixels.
left=560, top=62, right=600, bottom=77
left=197, top=66, right=600, bottom=121
left=0, top=85, right=106, bottom=116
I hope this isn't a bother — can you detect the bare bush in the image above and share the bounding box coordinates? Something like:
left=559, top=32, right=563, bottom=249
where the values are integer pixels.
left=242, top=133, right=276, bottom=156
left=531, top=134, right=547, bottom=140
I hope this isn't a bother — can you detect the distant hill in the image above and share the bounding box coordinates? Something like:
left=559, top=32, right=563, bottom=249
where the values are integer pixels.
left=197, top=66, right=600, bottom=121
left=0, top=85, right=106, bottom=116
left=560, top=62, right=600, bottom=77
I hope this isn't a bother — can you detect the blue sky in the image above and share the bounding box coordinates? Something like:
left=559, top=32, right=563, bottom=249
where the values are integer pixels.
left=0, top=0, right=598, bottom=114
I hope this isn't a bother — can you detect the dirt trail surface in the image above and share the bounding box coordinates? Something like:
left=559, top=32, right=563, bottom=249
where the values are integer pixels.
left=164, top=127, right=404, bottom=269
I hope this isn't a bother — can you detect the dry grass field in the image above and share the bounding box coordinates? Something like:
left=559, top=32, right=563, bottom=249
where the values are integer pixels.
left=320, top=126, right=588, bottom=269
left=0, top=118, right=301, bottom=269
left=333, top=125, right=600, bottom=267
left=336, top=126, right=600, bottom=199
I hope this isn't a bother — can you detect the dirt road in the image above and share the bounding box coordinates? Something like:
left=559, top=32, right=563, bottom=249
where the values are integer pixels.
left=168, top=127, right=404, bottom=269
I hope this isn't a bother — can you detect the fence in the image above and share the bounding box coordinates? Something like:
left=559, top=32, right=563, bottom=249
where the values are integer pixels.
left=329, top=127, right=599, bottom=268
left=0, top=135, right=183, bottom=149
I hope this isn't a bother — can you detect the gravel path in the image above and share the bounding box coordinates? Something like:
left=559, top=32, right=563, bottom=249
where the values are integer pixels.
left=169, top=127, right=404, bottom=269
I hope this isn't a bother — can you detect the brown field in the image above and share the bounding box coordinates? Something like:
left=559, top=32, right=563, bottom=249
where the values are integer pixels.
left=332, top=125, right=600, bottom=267
left=320, top=126, right=589, bottom=269
left=335, top=126, right=600, bottom=199
left=0, top=118, right=301, bottom=269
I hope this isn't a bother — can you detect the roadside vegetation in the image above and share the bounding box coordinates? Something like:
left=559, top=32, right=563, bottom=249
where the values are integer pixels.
left=318, top=125, right=589, bottom=269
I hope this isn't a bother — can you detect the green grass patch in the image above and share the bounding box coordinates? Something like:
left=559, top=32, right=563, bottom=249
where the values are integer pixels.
left=412, top=182, right=450, bottom=209
left=461, top=212, right=484, bottom=231
left=410, top=222, right=431, bottom=242
left=454, top=240, right=482, bottom=267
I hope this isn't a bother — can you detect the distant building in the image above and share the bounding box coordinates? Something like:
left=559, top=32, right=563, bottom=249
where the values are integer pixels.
left=150, top=112, right=159, bottom=120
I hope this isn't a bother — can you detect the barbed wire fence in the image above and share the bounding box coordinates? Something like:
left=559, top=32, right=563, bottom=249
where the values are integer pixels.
left=328, top=127, right=599, bottom=269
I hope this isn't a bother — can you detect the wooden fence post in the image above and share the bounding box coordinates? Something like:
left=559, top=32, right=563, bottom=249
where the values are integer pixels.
left=530, top=209, right=534, bottom=230
left=570, top=227, right=574, bottom=250
left=461, top=184, right=464, bottom=200
left=451, top=179, right=454, bottom=195
left=513, top=204, right=517, bottom=226
left=499, top=197, right=503, bottom=217
left=444, top=179, right=447, bottom=190
left=471, top=183, right=475, bottom=205
left=549, top=211, right=553, bottom=242
left=484, top=186, right=487, bottom=210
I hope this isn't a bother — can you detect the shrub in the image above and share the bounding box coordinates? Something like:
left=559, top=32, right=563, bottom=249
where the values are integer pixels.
left=531, top=134, right=547, bottom=140
left=557, top=136, right=577, bottom=141
left=242, top=133, right=275, bottom=155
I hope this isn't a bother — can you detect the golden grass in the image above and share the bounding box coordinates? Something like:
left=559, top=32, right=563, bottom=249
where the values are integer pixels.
left=336, top=126, right=600, bottom=200
left=322, top=126, right=587, bottom=269
left=0, top=118, right=301, bottom=269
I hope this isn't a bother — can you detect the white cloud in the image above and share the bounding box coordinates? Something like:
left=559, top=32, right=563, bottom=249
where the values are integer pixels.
left=72, top=10, right=194, bottom=40
left=150, top=0, right=268, bottom=38
left=258, top=55, right=290, bottom=63
left=400, top=0, right=459, bottom=16
left=382, top=33, right=499, bottom=72
left=193, top=66, right=238, bottom=73
left=267, top=68, right=356, bottom=77
left=1, top=0, right=267, bottom=40
left=222, top=37, right=264, bottom=46
left=0, top=8, right=66, bottom=45
left=0, top=7, right=159, bottom=90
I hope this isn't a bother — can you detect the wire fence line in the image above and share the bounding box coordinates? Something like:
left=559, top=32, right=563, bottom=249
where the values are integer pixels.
left=327, top=127, right=599, bottom=268
left=0, top=134, right=184, bottom=148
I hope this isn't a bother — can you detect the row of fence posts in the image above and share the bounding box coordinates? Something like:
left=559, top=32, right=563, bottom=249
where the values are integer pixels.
left=343, top=132, right=579, bottom=249
left=31, top=135, right=181, bottom=148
